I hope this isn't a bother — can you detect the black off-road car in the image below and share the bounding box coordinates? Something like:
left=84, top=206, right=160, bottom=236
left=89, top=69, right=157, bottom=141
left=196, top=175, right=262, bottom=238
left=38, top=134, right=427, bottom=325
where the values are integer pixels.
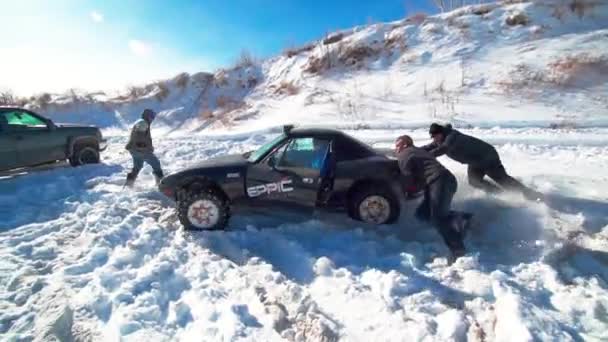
left=159, top=126, right=412, bottom=230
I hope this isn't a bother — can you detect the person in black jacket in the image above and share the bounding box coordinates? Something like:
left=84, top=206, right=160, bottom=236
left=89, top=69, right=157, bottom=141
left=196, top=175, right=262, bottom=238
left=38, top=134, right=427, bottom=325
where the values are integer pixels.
left=396, top=135, right=466, bottom=261
left=422, top=123, right=542, bottom=200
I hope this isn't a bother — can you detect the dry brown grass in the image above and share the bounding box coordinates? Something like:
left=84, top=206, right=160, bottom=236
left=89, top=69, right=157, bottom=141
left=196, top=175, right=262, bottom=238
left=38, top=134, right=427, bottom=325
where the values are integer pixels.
left=273, top=81, right=300, bottom=96
left=175, top=72, right=190, bottom=88
left=405, top=13, right=427, bottom=25
left=338, top=45, right=378, bottom=67
left=127, top=85, right=147, bottom=99
left=548, top=54, right=608, bottom=85
left=472, top=4, right=495, bottom=16
left=284, top=44, right=315, bottom=58
left=384, top=32, right=407, bottom=52
left=498, top=54, right=608, bottom=92
left=154, top=82, right=170, bottom=102
left=304, top=53, right=331, bottom=74
left=199, top=109, right=214, bottom=120
left=322, top=33, right=344, bottom=45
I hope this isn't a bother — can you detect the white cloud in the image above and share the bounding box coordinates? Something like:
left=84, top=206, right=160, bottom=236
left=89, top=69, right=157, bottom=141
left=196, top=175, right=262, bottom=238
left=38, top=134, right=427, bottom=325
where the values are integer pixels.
left=90, top=11, right=104, bottom=23
left=129, top=39, right=151, bottom=57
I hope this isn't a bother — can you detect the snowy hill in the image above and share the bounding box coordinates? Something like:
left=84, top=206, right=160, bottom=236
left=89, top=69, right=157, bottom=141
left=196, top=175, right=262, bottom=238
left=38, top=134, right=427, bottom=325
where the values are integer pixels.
left=2, top=1, right=608, bottom=341
left=20, top=0, right=608, bottom=133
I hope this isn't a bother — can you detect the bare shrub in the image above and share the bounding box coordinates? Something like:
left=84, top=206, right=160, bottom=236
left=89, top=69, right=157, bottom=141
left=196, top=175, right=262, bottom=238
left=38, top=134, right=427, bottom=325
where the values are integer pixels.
left=405, top=13, right=428, bottom=25
left=322, top=33, right=344, bottom=45
left=235, top=49, right=256, bottom=68
left=36, top=93, right=52, bottom=110
left=274, top=81, right=300, bottom=96
left=0, top=91, right=17, bottom=106
left=506, top=12, right=529, bottom=26
left=155, top=82, right=170, bottom=101
left=175, top=72, right=190, bottom=89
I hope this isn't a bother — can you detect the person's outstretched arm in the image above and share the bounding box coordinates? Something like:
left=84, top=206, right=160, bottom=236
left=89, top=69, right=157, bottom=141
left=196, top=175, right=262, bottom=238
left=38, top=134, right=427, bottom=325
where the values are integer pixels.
left=429, top=132, right=456, bottom=157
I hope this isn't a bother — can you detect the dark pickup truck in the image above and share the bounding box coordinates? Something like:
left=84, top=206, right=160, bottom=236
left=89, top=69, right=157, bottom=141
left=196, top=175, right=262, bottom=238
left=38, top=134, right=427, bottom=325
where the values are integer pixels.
left=159, top=125, right=415, bottom=230
left=0, top=107, right=106, bottom=172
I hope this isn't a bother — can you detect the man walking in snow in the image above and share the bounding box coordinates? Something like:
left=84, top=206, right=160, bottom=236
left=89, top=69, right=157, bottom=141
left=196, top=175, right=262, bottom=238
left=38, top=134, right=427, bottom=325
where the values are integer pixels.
left=124, top=109, right=164, bottom=187
left=422, top=123, right=543, bottom=201
left=395, top=135, right=466, bottom=262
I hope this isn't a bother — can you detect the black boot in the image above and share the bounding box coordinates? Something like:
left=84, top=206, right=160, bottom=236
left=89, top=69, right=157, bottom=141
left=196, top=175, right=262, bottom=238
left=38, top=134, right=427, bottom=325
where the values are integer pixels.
left=125, top=172, right=137, bottom=188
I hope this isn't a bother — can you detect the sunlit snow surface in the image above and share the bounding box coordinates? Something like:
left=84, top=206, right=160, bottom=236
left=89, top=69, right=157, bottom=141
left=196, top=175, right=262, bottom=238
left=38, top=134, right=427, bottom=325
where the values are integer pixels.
left=1, top=127, right=607, bottom=341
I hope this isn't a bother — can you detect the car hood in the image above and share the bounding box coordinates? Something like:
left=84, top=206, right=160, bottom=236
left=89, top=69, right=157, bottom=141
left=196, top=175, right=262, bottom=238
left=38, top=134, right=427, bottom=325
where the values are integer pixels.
left=183, top=153, right=249, bottom=172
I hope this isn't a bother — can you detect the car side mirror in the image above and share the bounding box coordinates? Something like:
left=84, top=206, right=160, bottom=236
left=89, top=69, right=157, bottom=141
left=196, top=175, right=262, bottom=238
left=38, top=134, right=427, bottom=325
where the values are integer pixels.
left=46, top=120, right=56, bottom=130
left=267, top=154, right=277, bottom=169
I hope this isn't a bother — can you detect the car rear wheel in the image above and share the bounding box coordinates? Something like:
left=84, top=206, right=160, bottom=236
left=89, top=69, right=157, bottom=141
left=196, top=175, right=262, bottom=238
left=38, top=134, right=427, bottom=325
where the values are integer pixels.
left=69, top=144, right=100, bottom=167
left=349, top=185, right=399, bottom=225
left=178, top=190, right=230, bottom=230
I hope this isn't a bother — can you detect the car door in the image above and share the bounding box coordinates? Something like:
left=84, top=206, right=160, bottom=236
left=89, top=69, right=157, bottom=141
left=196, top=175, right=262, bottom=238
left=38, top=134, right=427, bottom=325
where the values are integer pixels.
left=0, top=117, right=19, bottom=171
left=2, top=110, right=60, bottom=167
left=246, top=137, right=331, bottom=212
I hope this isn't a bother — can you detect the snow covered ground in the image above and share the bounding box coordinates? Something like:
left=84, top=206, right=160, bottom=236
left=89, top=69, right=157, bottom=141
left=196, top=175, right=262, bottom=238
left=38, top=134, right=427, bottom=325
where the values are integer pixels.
left=1, top=127, right=608, bottom=341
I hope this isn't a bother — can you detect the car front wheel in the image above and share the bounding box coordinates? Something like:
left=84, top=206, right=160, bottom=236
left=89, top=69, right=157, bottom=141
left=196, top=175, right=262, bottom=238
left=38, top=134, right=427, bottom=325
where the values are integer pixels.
left=178, top=190, right=230, bottom=230
left=350, top=185, right=400, bottom=225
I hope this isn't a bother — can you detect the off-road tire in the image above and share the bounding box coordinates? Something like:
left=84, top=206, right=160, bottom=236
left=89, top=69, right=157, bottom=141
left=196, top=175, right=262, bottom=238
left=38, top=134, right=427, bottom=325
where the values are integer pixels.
left=178, top=190, right=230, bottom=230
left=349, top=184, right=400, bottom=225
left=69, top=143, right=100, bottom=167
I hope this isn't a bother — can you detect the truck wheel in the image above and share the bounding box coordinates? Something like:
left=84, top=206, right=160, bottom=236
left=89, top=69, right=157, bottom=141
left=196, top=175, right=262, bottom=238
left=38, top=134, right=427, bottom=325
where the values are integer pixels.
left=178, top=190, right=230, bottom=230
left=69, top=144, right=100, bottom=167
left=349, top=185, right=399, bottom=225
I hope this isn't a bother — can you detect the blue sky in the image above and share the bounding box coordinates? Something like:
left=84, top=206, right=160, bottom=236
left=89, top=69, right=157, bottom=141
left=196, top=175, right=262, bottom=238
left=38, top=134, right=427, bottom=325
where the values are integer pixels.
left=0, top=0, right=435, bottom=95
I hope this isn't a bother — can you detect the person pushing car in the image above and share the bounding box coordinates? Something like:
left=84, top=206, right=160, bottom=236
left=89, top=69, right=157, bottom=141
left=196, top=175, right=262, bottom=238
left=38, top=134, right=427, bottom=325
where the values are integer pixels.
left=395, top=135, right=466, bottom=262
left=422, top=123, right=542, bottom=201
left=124, top=109, right=164, bottom=187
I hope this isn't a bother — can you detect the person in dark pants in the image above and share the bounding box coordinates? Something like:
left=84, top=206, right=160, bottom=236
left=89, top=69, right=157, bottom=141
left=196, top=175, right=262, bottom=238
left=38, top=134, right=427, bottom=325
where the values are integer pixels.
left=396, top=135, right=466, bottom=261
left=124, top=109, right=164, bottom=187
left=422, top=123, right=543, bottom=201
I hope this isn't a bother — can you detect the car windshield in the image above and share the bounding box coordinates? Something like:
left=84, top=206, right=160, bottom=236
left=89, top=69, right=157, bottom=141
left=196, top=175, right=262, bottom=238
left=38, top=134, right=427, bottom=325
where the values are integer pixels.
left=247, top=134, right=286, bottom=162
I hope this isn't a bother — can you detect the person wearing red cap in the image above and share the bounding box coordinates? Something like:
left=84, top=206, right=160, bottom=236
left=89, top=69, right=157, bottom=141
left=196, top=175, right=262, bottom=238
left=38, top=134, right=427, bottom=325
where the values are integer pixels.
left=395, top=134, right=467, bottom=262
left=124, top=109, right=164, bottom=187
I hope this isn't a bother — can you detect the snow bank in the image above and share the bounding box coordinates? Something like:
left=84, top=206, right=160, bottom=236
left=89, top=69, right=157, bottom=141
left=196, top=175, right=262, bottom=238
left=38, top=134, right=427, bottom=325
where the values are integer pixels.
left=14, top=0, right=607, bottom=134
